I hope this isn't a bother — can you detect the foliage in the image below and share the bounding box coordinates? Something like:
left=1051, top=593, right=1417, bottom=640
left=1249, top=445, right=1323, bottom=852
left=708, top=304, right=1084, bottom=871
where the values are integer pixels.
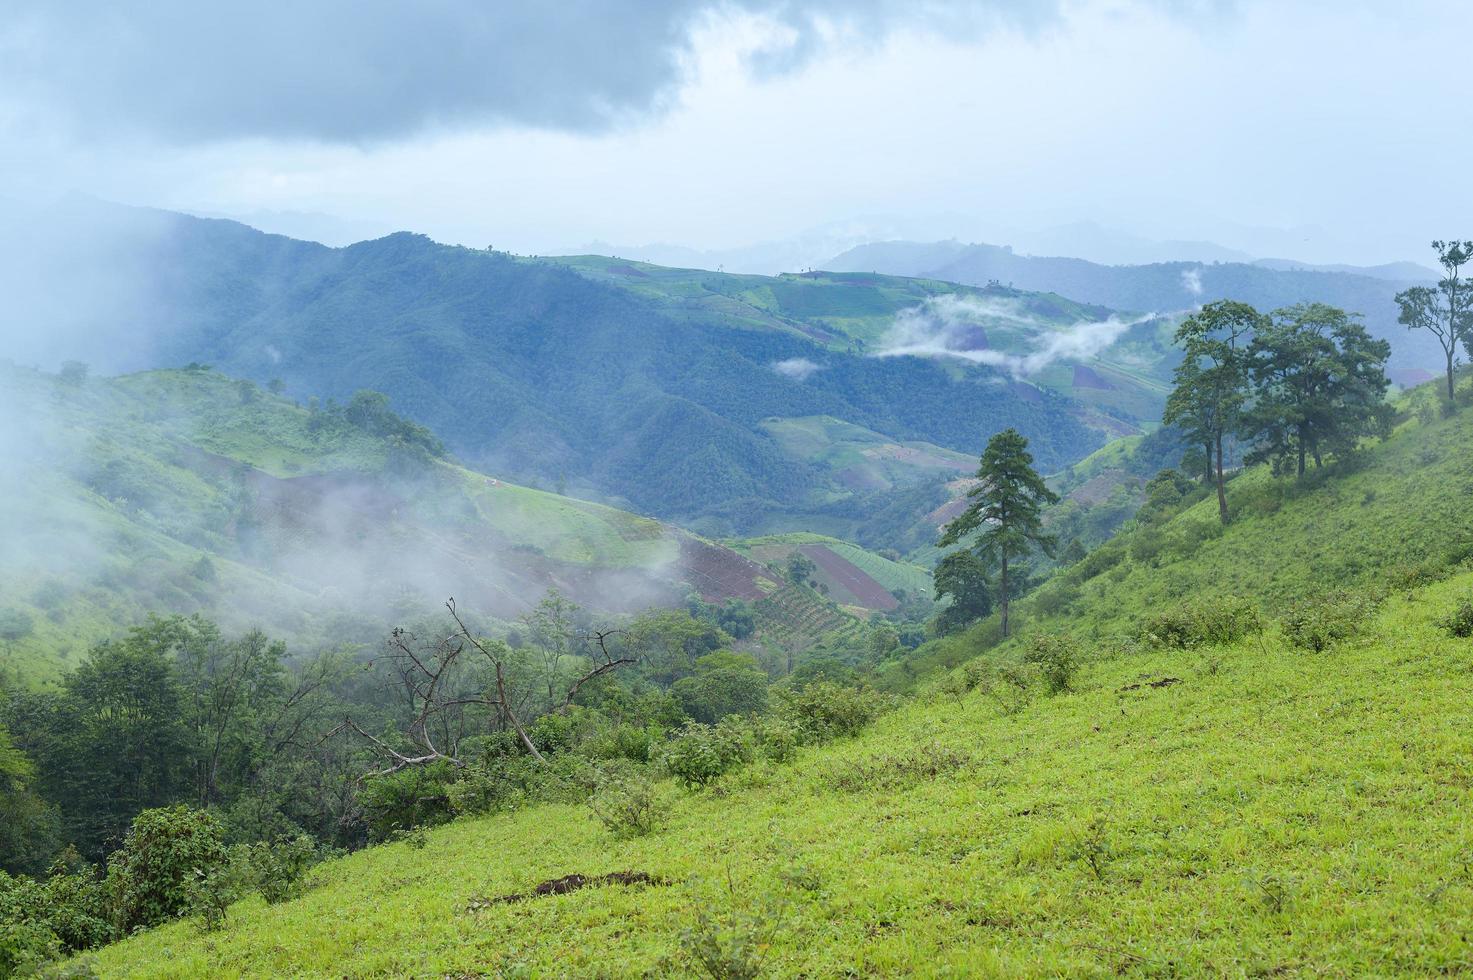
left=104, top=806, right=227, bottom=934
left=357, top=761, right=460, bottom=842
left=670, top=653, right=770, bottom=724
left=1163, top=300, right=1262, bottom=523
left=937, top=428, right=1059, bottom=636
left=1436, top=595, right=1473, bottom=638
left=931, top=550, right=992, bottom=635
left=1021, top=632, right=1083, bottom=694
left=1280, top=589, right=1382, bottom=652
left=587, top=766, right=670, bottom=839
left=661, top=722, right=754, bottom=789
left=1137, top=596, right=1262, bottom=650
left=244, top=835, right=319, bottom=905
left=771, top=681, right=889, bottom=743
left=1395, top=240, right=1473, bottom=403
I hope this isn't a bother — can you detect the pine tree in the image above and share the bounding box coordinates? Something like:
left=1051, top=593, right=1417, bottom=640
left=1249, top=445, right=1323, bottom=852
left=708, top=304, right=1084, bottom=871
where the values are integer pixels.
left=937, top=428, right=1059, bottom=638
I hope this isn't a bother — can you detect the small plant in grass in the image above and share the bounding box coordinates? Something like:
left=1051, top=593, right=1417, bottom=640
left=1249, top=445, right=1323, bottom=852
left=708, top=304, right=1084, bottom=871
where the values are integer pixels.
left=1281, top=588, right=1381, bottom=652
left=1066, top=815, right=1112, bottom=880
left=1021, top=632, right=1082, bottom=694
left=1437, top=595, right=1473, bottom=638
left=680, top=867, right=783, bottom=980
left=588, top=766, right=669, bottom=838
left=662, top=721, right=753, bottom=788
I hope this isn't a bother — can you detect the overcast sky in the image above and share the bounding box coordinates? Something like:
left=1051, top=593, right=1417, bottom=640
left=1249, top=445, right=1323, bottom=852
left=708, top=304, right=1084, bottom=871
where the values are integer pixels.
left=1, top=1, right=1465, bottom=266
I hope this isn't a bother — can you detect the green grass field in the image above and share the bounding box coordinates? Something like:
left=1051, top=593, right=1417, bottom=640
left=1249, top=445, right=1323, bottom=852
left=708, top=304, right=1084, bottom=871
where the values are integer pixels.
left=84, top=568, right=1473, bottom=977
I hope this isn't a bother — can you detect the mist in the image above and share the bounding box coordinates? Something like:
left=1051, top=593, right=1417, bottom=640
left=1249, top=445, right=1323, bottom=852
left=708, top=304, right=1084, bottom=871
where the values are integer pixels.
left=873, top=294, right=1153, bottom=378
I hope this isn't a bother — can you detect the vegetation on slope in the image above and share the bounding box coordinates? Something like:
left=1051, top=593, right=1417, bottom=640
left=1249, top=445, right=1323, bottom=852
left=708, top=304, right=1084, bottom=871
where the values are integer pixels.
left=78, top=567, right=1473, bottom=977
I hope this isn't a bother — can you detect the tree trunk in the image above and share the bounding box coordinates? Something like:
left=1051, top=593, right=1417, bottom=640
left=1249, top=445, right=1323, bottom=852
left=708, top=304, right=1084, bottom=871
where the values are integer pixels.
left=1215, top=432, right=1228, bottom=524
left=1203, top=441, right=1213, bottom=484
left=1296, top=443, right=1305, bottom=478
left=1449, top=350, right=1458, bottom=407
left=999, top=553, right=1010, bottom=638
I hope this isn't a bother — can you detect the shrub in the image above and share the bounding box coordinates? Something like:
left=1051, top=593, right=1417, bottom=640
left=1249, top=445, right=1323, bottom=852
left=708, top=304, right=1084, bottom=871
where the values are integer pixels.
left=1138, top=596, right=1261, bottom=650
left=247, top=835, right=318, bottom=905
left=105, top=806, right=228, bottom=934
left=662, top=721, right=753, bottom=789
left=771, top=682, right=889, bottom=744
left=823, top=744, right=974, bottom=793
left=1281, top=589, right=1381, bottom=652
left=1385, top=560, right=1447, bottom=593
left=587, top=766, right=669, bottom=838
left=1021, top=632, right=1083, bottom=695
left=942, top=659, right=1033, bottom=715
left=0, top=919, right=59, bottom=979
left=1437, top=596, right=1473, bottom=639
left=358, top=760, right=459, bottom=841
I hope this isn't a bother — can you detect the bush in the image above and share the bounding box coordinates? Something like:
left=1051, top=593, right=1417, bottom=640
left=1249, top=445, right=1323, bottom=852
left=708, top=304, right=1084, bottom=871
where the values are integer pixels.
left=358, top=760, right=459, bottom=841
left=662, top=721, right=753, bottom=789
left=1437, top=596, right=1473, bottom=639
left=587, top=766, right=669, bottom=838
left=771, top=682, right=889, bottom=744
left=1138, top=596, right=1261, bottom=649
left=1281, top=589, right=1381, bottom=652
left=1021, top=632, right=1083, bottom=694
left=0, top=919, right=59, bottom=979
left=105, top=806, right=228, bottom=934
left=941, top=659, right=1032, bottom=715
left=246, top=835, right=318, bottom=905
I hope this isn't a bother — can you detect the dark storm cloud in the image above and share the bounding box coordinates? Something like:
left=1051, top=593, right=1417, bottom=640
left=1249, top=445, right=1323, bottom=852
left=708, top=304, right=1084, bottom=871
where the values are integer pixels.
left=0, top=1, right=1063, bottom=143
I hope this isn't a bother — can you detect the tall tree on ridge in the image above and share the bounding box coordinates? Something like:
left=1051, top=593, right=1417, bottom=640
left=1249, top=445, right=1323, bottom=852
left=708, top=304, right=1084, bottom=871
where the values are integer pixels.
left=1164, top=301, right=1261, bottom=523
left=937, top=428, right=1058, bottom=638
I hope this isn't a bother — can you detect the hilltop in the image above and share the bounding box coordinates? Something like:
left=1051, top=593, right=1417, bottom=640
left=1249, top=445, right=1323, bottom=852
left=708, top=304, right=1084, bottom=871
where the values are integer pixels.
left=80, top=379, right=1473, bottom=977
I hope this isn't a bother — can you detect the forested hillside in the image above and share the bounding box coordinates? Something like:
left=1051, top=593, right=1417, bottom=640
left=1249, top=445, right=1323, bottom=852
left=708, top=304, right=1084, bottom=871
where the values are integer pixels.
left=2, top=200, right=1183, bottom=540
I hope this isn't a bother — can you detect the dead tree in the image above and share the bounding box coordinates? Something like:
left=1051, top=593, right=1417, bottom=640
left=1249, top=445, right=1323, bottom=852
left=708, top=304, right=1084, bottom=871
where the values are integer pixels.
left=335, top=599, right=635, bottom=777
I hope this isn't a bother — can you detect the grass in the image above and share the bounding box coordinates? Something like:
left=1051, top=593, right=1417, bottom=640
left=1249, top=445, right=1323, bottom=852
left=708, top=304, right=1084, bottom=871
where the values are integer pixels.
left=84, top=570, right=1473, bottom=977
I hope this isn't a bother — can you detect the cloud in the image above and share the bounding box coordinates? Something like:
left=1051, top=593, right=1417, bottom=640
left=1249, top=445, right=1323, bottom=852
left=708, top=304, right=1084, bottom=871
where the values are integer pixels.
left=0, top=1, right=1066, bottom=144
left=1180, top=266, right=1203, bottom=295
left=771, top=357, right=822, bottom=381
left=873, top=294, right=1149, bottom=377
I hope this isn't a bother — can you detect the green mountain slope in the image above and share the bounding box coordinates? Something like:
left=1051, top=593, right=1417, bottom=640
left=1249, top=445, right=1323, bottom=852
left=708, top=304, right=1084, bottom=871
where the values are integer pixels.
left=1, top=366, right=923, bottom=685
left=81, top=385, right=1473, bottom=977
left=5, top=201, right=1183, bottom=543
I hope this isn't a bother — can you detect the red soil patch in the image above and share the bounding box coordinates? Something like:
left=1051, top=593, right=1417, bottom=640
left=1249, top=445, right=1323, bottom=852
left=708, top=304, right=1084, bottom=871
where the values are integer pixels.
left=799, top=544, right=897, bottom=611
left=678, top=536, right=779, bottom=602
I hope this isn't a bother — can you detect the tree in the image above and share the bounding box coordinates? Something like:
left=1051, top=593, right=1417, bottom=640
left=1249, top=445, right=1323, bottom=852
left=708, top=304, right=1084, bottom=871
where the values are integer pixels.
left=931, top=550, right=992, bottom=635
left=938, top=428, right=1059, bottom=637
left=57, top=361, right=89, bottom=386
left=670, top=652, right=769, bottom=723
left=1163, top=301, right=1261, bottom=523
left=1396, top=240, right=1473, bottom=406
left=785, top=551, right=817, bottom=587
left=1242, top=304, right=1392, bottom=475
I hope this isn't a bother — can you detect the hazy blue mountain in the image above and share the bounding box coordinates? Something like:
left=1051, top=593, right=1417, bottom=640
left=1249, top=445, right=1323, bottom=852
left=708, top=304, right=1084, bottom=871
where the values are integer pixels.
left=826, top=240, right=1442, bottom=369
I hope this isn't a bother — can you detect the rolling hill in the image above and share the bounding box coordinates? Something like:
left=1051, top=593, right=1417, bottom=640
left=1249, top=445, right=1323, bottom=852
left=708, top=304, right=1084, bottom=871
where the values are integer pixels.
left=79, top=377, right=1473, bottom=977
left=0, top=365, right=917, bottom=686
left=2, top=199, right=1186, bottom=547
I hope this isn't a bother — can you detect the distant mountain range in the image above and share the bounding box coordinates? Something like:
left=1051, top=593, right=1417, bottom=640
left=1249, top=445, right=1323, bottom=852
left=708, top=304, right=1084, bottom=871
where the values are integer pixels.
left=1, top=199, right=1189, bottom=548
left=824, top=240, right=1443, bottom=370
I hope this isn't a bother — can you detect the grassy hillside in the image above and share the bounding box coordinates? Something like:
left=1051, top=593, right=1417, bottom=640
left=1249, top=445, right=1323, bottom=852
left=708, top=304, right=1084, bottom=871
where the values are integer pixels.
left=76, top=383, right=1473, bottom=978
left=83, top=568, right=1473, bottom=976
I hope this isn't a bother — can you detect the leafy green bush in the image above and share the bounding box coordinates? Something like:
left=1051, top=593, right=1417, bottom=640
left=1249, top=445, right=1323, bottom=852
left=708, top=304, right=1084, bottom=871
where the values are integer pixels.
left=587, top=766, right=669, bottom=838
left=771, top=682, right=890, bottom=744
left=662, top=721, right=753, bottom=788
left=105, top=806, right=228, bottom=934
left=246, top=835, right=318, bottom=905
left=1437, top=596, right=1473, bottom=639
left=0, top=918, right=59, bottom=979
left=358, top=761, right=459, bottom=841
left=1021, top=633, right=1083, bottom=695
left=1281, top=589, right=1381, bottom=652
left=1138, top=596, right=1261, bottom=649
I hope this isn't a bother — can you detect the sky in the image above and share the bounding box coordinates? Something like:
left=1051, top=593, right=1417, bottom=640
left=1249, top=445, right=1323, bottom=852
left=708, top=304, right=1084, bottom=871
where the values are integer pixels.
left=0, top=0, right=1466, bottom=266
